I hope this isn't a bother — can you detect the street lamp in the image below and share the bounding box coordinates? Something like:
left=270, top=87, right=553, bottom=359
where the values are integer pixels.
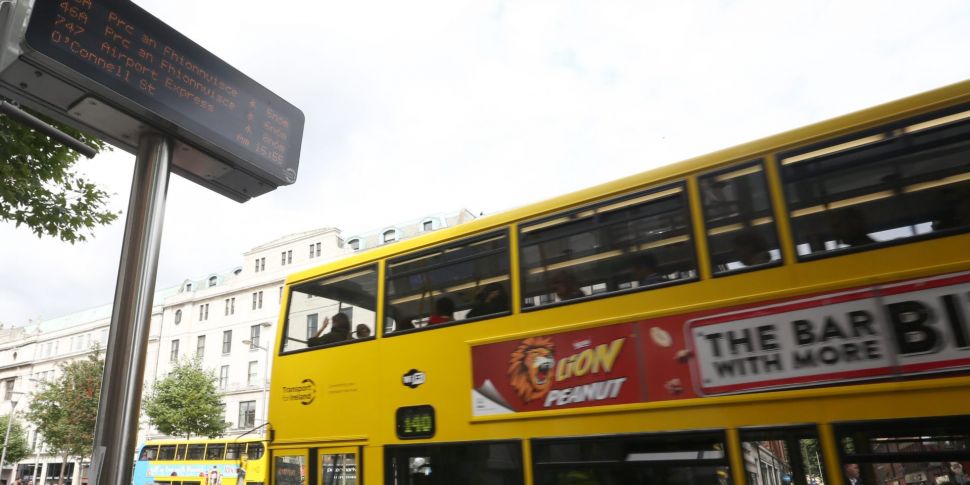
left=241, top=337, right=271, bottom=428
left=1, top=391, right=24, bottom=485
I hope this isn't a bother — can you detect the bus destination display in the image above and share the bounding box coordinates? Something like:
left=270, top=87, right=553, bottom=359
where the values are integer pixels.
left=396, top=405, right=435, bottom=440
left=23, top=0, right=304, bottom=185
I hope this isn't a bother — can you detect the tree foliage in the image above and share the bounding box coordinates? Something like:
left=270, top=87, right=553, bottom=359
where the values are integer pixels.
left=0, top=414, right=30, bottom=467
left=144, top=359, right=229, bottom=439
left=25, top=352, right=104, bottom=466
left=0, top=110, right=116, bottom=243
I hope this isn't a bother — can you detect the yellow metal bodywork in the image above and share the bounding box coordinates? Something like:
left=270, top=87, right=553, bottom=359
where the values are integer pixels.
left=267, top=79, right=970, bottom=484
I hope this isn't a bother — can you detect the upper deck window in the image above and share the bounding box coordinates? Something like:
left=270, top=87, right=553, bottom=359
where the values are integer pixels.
left=519, top=182, right=697, bottom=309
left=283, top=264, right=378, bottom=353
left=780, top=106, right=970, bottom=258
left=385, top=231, right=510, bottom=333
left=700, top=160, right=783, bottom=274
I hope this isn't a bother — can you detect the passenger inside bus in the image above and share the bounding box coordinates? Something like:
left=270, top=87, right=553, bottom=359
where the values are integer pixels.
left=550, top=271, right=585, bottom=301
left=308, top=313, right=351, bottom=346
left=831, top=208, right=877, bottom=247
left=631, top=252, right=667, bottom=286
left=731, top=230, right=771, bottom=267
left=427, top=297, right=455, bottom=324
left=466, top=283, right=509, bottom=318
left=353, top=324, right=371, bottom=339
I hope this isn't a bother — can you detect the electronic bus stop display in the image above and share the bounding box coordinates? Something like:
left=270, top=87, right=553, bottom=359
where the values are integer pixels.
left=0, top=0, right=304, bottom=201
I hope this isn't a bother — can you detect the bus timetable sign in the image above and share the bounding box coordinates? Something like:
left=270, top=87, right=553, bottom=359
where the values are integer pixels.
left=0, top=0, right=304, bottom=201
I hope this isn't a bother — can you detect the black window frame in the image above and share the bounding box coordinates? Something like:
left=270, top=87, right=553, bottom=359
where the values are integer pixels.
left=281, top=263, right=380, bottom=355
left=518, top=181, right=698, bottom=312
left=384, top=439, right=523, bottom=485
left=699, top=159, right=785, bottom=277
left=778, top=103, right=970, bottom=262
left=531, top=430, right=730, bottom=485
left=383, top=229, right=512, bottom=337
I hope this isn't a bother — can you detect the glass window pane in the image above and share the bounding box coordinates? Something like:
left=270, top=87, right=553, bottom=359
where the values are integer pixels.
left=385, top=231, right=510, bottom=333
left=533, top=432, right=728, bottom=485
left=740, top=428, right=824, bottom=485
left=247, top=443, right=265, bottom=459
left=520, top=183, right=697, bottom=309
left=700, top=161, right=782, bottom=273
left=284, top=265, right=378, bottom=352
left=206, top=443, right=225, bottom=460
left=186, top=444, right=205, bottom=460
left=158, top=445, right=176, bottom=460
left=275, top=455, right=305, bottom=485
left=321, top=453, right=358, bottom=485
left=385, top=441, right=522, bottom=485
left=225, top=443, right=242, bottom=460
left=781, top=106, right=970, bottom=258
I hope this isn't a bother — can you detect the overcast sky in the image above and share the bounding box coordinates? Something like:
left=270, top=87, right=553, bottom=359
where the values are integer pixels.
left=2, top=0, right=969, bottom=326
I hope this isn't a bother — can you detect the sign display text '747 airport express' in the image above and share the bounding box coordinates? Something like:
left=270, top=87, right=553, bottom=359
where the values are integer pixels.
left=0, top=0, right=304, bottom=201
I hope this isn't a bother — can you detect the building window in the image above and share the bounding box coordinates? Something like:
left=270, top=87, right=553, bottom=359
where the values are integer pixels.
left=306, top=314, right=318, bottom=339
left=225, top=299, right=231, bottom=316
left=254, top=257, right=265, bottom=272
left=422, top=220, right=433, bottom=231
left=198, top=303, right=209, bottom=321
left=254, top=258, right=260, bottom=272
left=208, top=276, right=217, bottom=287
left=248, top=361, right=258, bottom=386
left=230, top=297, right=235, bottom=315
left=278, top=286, right=283, bottom=303
left=309, top=244, right=315, bottom=258
left=382, top=229, right=398, bottom=244
left=281, top=251, right=286, bottom=265
left=196, top=335, right=206, bottom=359
left=174, top=309, right=182, bottom=324
left=238, top=401, right=256, bottom=429
left=287, top=250, right=292, bottom=264
left=169, top=339, right=179, bottom=362
left=222, top=330, right=232, bottom=354
left=250, top=325, right=261, bottom=349
left=315, top=242, right=321, bottom=257
left=258, top=291, right=263, bottom=309
left=3, top=380, right=13, bottom=401
left=348, top=239, right=360, bottom=251
left=219, top=366, right=229, bottom=390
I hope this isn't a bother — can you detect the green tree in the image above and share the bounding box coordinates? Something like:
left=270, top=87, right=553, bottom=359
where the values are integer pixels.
left=25, top=352, right=104, bottom=485
left=0, top=111, right=115, bottom=243
left=0, top=414, right=30, bottom=468
left=144, top=359, right=229, bottom=439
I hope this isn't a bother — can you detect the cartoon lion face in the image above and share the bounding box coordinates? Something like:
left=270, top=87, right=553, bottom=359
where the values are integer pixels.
left=507, top=337, right=555, bottom=403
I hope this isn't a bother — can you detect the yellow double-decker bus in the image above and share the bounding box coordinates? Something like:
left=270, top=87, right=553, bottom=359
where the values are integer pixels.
left=133, top=438, right=267, bottom=485
left=266, top=79, right=970, bottom=485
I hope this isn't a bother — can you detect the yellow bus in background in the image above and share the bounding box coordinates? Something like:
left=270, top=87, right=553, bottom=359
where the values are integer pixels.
left=266, top=79, right=970, bottom=485
left=133, top=438, right=267, bottom=485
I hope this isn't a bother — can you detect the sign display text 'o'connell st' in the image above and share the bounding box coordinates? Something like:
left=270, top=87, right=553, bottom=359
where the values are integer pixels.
left=0, top=0, right=304, bottom=201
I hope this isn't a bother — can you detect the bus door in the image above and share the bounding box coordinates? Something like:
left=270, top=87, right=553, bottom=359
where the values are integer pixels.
left=273, top=449, right=309, bottom=485
left=317, top=446, right=359, bottom=485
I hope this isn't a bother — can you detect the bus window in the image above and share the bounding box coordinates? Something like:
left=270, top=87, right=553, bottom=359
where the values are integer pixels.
left=780, top=105, right=970, bottom=258
left=174, top=444, right=186, bottom=460
left=519, top=182, right=697, bottom=308
left=739, top=427, right=825, bottom=485
left=284, top=264, right=378, bottom=352
left=835, top=416, right=970, bottom=485
left=186, top=444, right=205, bottom=460
left=275, top=455, right=306, bottom=485
left=247, top=442, right=265, bottom=459
left=158, top=445, right=177, bottom=460
left=532, top=432, right=730, bottom=485
left=700, top=161, right=782, bottom=274
left=206, top=443, right=226, bottom=460
left=385, top=231, right=510, bottom=333
left=321, top=453, right=358, bottom=485
left=138, top=445, right=158, bottom=461
left=385, top=441, right=522, bottom=485
left=226, top=443, right=243, bottom=460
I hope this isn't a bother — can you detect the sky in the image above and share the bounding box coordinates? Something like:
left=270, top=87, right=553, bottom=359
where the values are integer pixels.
left=2, top=0, right=970, bottom=326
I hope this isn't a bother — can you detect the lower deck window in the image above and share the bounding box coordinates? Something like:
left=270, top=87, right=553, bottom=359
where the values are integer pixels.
left=532, top=431, right=730, bottom=485
left=740, top=427, right=825, bottom=485
left=385, top=441, right=523, bottom=485
left=836, top=416, right=970, bottom=485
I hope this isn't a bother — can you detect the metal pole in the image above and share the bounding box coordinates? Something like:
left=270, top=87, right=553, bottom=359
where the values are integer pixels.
left=261, top=345, right=269, bottom=426
left=90, top=133, right=172, bottom=485
left=0, top=400, right=18, bottom=484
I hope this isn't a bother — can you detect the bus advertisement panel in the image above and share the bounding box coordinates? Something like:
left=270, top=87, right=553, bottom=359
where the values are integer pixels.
left=471, top=270, right=970, bottom=415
